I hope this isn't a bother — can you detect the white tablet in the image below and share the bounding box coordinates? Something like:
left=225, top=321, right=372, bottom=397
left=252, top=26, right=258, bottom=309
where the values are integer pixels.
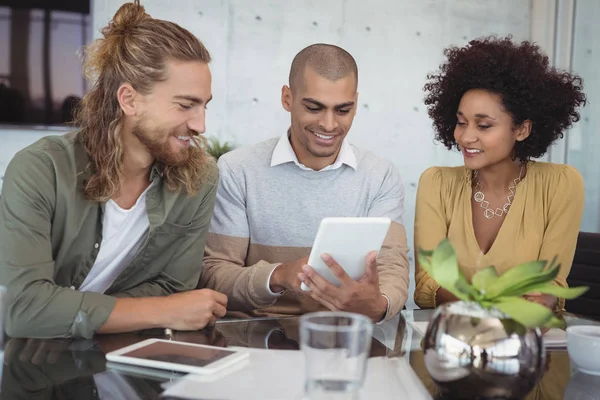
left=301, top=217, right=392, bottom=291
left=106, top=361, right=185, bottom=381
left=105, top=338, right=249, bottom=375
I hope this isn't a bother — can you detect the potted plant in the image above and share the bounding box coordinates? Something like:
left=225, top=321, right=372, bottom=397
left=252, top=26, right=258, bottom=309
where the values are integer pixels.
left=418, top=239, right=588, bottom=399
left=205, top=137, right=234, bottom=160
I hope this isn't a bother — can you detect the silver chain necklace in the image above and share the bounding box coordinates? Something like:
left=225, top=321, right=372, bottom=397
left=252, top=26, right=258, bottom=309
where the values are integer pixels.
left=473, top=163, right=525, bottom=219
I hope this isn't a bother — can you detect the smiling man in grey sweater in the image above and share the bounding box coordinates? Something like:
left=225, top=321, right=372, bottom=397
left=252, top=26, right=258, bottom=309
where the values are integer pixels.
left=201, top=44, right=409, bottom=322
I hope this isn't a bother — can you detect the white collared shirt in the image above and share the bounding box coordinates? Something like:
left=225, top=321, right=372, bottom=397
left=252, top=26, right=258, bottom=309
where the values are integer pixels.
left=270, top=131, right=357, bottom=172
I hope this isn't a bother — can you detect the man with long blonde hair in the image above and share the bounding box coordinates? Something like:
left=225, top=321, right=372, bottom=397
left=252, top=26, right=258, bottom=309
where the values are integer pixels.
left=0, top=1, right=227, bottom=338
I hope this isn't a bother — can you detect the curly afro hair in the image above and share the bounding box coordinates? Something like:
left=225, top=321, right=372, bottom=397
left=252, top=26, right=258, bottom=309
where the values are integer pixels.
left=424, top=36, right=587, bottom=161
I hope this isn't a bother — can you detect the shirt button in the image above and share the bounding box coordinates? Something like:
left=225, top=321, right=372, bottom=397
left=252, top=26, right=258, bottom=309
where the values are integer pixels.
left=70, top=286, right=75, bottom=290
left=94, top=243, right=99, bottom=249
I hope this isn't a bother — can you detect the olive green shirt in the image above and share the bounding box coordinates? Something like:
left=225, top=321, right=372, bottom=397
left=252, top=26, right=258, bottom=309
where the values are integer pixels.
left=0, top=133, right=218, bottom=339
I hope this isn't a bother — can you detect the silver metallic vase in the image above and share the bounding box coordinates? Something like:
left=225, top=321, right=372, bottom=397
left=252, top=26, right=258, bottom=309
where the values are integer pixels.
left=423, top=301, right=545, bottom=399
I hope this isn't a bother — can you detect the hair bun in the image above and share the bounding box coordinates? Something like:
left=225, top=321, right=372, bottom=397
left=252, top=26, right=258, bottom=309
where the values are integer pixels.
left=102, top=0, right=150, bottom=38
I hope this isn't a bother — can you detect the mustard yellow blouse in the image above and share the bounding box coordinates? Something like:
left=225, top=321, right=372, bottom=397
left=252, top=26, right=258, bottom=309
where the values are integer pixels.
left=414, top=161, right=585, bottom=310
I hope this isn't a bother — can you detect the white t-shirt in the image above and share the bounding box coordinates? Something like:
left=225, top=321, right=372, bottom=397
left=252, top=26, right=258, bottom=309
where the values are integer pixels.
left=79, top=189, right=150, bottom=293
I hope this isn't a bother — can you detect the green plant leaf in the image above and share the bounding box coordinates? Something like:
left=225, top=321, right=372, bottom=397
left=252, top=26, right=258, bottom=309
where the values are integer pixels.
left=485, top=260, right=546, bottom=296
left=419, top=240, right=473, bottom=301
left=493, top=297, right=555, bottom=329
left=521, top=283, right=589, bottom=299
left=456, top=271, right=479, bottom=301
left=418, top=249, right=434, bottom=257
left=471, top=266, right=499, bottom=292
left=485, top=260, right=555, bottom=299
left=417, top=251, right=433, bottom=274
left=480, top=300, right=494, bottom=309
left=417, top=243, right=587, bottom=321
left=430, top=239, right=460, bottom=289
left=545, top=316, right=565, bottom=329
left=493, top=266, right=561, bottom=299
left=500, top=318, right=528, bottom=337
left=206, top=137, right=234, bottom=160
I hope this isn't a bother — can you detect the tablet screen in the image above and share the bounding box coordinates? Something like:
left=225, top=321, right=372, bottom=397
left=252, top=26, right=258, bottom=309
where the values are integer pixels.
left=121, top=341, right=236, bottom=367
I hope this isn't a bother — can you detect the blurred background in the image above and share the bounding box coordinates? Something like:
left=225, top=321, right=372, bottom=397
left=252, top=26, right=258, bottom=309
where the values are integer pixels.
left=0, top=0, right=597, bottom=307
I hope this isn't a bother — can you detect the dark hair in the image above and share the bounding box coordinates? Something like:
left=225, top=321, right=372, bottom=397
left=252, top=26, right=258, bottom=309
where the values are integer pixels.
left=424, top=36, right=587, bottom=161
left=289, top=43, right=358, bottom=91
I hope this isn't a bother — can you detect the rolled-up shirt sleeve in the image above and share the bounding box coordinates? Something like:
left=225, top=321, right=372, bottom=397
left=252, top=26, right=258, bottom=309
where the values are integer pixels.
left=0, top=149, right=116, bottom=338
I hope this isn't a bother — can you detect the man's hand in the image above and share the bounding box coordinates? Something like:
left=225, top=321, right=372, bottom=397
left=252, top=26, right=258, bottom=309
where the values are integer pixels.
left=269, top=256, right=309, bottom=293
left=298, top=251, right=388, bottom=322
left=162, top=289, right=228, bottom=330
left=524, top=292, right=558, bottom=310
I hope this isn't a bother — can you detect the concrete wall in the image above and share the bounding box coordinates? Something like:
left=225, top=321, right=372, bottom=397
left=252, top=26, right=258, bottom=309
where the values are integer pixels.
left=90, top=0, right=531, bottom=308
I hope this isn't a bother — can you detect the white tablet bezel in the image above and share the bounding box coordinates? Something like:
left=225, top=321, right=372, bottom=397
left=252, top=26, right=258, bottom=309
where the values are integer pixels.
left=301, top=217, right=392, bottom=291
left=105, top=338, right=249, bottom=375
left=106, top=361, right=185, bottom=381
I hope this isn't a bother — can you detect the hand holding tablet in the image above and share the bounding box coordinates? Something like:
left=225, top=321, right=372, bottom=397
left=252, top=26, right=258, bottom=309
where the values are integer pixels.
left=300, top=217, right=391, bottom=291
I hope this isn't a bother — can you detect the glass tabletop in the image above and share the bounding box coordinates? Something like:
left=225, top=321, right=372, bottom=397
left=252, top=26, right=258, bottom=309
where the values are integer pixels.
left=1, top=310, right=598, bottom=399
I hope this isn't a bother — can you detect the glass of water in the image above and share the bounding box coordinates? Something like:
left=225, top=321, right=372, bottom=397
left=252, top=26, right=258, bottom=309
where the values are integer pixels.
left=300, top=311, right=373, bottom=399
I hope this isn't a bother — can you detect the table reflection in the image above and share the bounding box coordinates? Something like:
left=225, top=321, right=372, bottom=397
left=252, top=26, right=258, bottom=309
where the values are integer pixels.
left=0, top=311, right=596, bottom=400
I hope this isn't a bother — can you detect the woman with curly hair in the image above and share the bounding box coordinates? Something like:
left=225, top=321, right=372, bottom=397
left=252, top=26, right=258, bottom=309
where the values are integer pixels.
left=414, top=36, right=587, bottom=310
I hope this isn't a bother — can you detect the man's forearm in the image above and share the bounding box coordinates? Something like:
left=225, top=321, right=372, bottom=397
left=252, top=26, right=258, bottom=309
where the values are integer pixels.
left=96, top=297, right=168, bottom=334
left=202, top=259, right=281, bottom=311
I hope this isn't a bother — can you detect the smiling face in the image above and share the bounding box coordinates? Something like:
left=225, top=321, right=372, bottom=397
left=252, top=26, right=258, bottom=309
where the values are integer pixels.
left=281, top=66, right=358, bottom=170
left=132, top=60, right=213, bottom=166
left=454, top=89, right=531, bottom=170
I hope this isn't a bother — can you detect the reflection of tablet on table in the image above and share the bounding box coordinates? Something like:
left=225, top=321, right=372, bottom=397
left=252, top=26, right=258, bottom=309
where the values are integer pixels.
left=106, top=338, right=249, bottom=375
left=301, top=217, right=391, bottom=291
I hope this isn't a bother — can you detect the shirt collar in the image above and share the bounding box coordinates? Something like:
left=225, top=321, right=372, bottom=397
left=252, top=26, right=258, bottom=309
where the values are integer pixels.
left=270, top=131, right=357, bottom=171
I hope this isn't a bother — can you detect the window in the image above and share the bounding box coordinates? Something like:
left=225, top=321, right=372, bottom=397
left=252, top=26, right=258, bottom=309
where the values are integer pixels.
left=566, top=1, right=600, bottom=233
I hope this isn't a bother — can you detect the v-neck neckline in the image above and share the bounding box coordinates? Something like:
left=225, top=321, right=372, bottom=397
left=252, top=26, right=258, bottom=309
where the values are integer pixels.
left=466, top=162, right=532, bottom=257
